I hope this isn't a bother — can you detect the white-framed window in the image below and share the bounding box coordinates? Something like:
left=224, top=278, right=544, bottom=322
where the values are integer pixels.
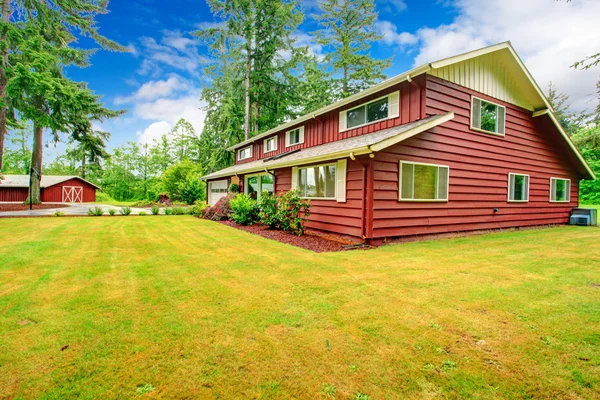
left=471, top=96, right=506, bottom=136
left=291, top=159, right=347, bottom=202
left=286, top=126, right=304, bottom=147
left=508, top=173, right=529, bottom=202
left=339, top=91, right=400, bottom=132
left=550, top=177, right=571, bottom=203
left=238, top=146, right=252, bottom=161
left=245, top=173, right=275, bottom=199
left=399, top=161, right=449, bottom=202
left=263, top=136, right=278, bottom=153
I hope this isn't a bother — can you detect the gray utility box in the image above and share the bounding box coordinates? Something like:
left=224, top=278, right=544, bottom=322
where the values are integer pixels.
left=569, top=208, right=598, bottom=226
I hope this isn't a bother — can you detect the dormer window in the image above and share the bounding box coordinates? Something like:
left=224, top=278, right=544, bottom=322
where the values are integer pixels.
left=471, top=96, right=506, bottom=136
left=286, top=127, right=304, bottom=147
left=339, top=91, right=400, bottom=132
left=263, top=136, right=278, bottom=153
left=238, top=146, right=252, bottom=161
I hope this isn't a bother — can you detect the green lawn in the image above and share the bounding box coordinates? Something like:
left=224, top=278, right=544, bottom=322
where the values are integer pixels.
left=1, top=218, right=599, bottom=399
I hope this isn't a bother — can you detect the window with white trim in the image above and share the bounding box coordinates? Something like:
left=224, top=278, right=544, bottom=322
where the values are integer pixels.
left=550, top=177, right=570, bottom=202
left=286, top=127, right=304, bottom=147
left=237, top=146, right=252, bottom=161
left=508, top=173, right=529, bottom=202
left=339, top=91, right=400, bottom=132
left=298, top=163, right=337, bottom=199
left=471, top=96, right=506, bottom=136
left=399, top=161, right=449, bottom=201
left=264, top=136, right=277, bottom=153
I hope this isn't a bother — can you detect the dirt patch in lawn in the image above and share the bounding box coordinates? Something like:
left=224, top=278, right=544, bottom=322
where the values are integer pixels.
left=0, top=203, right=68, bottom=212
left=219, top=220, right=368, bottom=252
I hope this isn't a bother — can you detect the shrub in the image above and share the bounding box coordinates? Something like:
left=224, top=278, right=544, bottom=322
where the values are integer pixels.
left=108, top=209, right=116, bottom=216
left=277, top=190, right=311, bottom=235
left=151, top=205, right=160, bottom=215
left=164, top=207, right=173, bottom=215
left=180, top=176, right=205, bottom=205
left=203, top=193, right=236, bottom=221
left=230, top=194, right=259, bottom=225
left=138, top=211, right=147, bottom=216
left=53, top=211, right=65, bottom=217
left=191, top=201, right=208, bottom=217
left=172, top=206, right=185, bottom=215
left=88, top=206, right=104, bottom=217
left=258, top=192, right=279, bottom=228
left=229, top=183, right=240, bottom=193
left=119, top=207, right=132, bottom=216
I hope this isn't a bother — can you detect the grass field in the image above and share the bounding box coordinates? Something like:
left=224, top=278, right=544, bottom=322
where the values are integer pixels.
left=1, top=218, right=599, bottom=399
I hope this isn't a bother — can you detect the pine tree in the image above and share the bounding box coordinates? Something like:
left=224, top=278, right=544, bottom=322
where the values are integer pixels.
left=546, top=81, right=587, bottom=137
left=313, top=0, right=391, bottom=98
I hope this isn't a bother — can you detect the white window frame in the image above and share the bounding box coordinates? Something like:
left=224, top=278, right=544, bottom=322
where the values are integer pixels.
left=549, top=177, right=571, bottom=203
left=297, top=162, right=338, bottom=201
left=244, top=173, right=275, bottom=199
left=339, top=91, right=400, bottom=132
left=237, top=145, right=252, bottom=161
left=263, top=136, right=278, bottom=153
left=507, top=173, right=530, bottom=203
left=470, top=96, right=506, bottom=137
left=285, top=126, right=304, bottom=147
left=398, top=161, right=450, bottom=202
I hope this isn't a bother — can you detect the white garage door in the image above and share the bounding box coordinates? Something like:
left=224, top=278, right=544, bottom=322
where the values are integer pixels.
left=208, top=180, right=228, bottom=206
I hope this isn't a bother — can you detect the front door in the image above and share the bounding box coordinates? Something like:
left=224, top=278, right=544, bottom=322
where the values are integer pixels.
left=62, top=186, right=83, bottom=203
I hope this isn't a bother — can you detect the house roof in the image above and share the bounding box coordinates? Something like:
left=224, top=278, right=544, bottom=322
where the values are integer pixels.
left=224, top=41, right=594, bottom=179
left=203, top=112, right=454, bottom=180
left=0, top=175, right=101, bottom=189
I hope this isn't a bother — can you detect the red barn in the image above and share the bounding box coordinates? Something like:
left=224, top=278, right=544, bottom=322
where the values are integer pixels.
left=0, top=175, right=99, bottom=203
left=203, top=42, right=595, bottom=243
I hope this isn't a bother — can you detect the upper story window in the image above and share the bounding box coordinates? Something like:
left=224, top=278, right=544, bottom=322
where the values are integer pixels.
left=508, top=173, right=529, bottom=202
left=399, top=161, right=449, bottom=202
left=339, top=91, right=400, bottom=132
left=550, top=177, right=571, bottom=202
left=471, top=96, right=506, bottom=136
left=286, top=126, right=304, bottom=147
left=264, top=136, right=277, bottom=153
left=237, top=146, right=252, bottom=161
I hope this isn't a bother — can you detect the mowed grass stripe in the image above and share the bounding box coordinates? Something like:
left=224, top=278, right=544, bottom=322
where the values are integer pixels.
left=0, top=217, right=598, bottom=399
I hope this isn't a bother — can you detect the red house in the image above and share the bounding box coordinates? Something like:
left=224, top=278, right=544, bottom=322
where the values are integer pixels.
left=0, top=175, right=99, bottom=203
left=203, top=42, right=595, bottom=243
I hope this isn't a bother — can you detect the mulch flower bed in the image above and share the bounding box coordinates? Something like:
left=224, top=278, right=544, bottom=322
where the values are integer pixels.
left=0, top=203, right=68, bottom=212
left=219, top=220, right=370, bottom=253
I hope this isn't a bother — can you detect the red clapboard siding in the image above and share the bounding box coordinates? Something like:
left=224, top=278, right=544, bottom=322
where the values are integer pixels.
left=369, top=75, right=580, bottom=239
left=41, top=178, right=97, bottom=203
left=0, top=187, right=29, bottom=202
left=233, top=76, right=425, bottom=165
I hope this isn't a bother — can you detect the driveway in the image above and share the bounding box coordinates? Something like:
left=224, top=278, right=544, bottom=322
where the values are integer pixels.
left=0, top=203, right=154, bottom=217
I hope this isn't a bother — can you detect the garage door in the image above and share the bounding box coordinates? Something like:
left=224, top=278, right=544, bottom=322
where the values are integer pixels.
left=208, top=180, right=228, bottom=206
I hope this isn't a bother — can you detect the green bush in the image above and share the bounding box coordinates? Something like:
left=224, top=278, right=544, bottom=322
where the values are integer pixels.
left=229, top=183, right=240, bottom=193
left=180, top=176, right=205, bottom=205
left=258, top=192, right=279, bottom=228
left=230, top=194, right=259, bottom=225
left=108, top=209, right=116, bottom=216
left=88, top=206, right=104, bottom=217
left=172, top=206, right=185, bottom=215
left=191, top=201, right=208, bottom=217
left=95, top=191, right=114, bottom=203
left=119, top=207, right=132, bottom=216
left=138, top=211, right=147, bottom=216
left=53, top=211, right=65, bottom=217
left=276, top=190, right=311, bottom=235
left=164, top=207, right=173, bottom=215
left=151, top=205, right=160, bottom=215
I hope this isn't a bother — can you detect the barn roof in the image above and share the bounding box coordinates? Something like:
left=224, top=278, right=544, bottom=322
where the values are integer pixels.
left=0, top=175, right=101, bottom=189
left=203, top=112, right=454, bottom=180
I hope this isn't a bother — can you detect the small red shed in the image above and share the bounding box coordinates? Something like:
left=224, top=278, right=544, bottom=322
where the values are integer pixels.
left=0, top=175, right=100, bottom=203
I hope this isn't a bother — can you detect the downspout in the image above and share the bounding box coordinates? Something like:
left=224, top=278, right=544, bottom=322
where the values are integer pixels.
left=349, top=152, right=368, bottom=241
left=312, top=114, right=325, bottom=145
left=407, top=74, right=424, bottom=119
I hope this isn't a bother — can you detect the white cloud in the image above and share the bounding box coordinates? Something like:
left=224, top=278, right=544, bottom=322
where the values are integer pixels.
left=391, top=0, right=600, bottom=111
left=115, top=75, right=189, bottom=104
left=376, top=20, right=418, bottom=46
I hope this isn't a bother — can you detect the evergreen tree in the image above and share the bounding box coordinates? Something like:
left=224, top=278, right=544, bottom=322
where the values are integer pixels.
left=313, top=0, right=391, bottom=98
left=546, top=81, right=587, bottom=136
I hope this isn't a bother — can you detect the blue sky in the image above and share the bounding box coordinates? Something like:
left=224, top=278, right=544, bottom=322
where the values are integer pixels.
left=50, top=0, right=600, bottom=156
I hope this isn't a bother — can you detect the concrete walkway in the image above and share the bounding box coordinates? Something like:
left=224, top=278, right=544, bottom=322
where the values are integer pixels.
left=0, top=203, right=155, bottom=217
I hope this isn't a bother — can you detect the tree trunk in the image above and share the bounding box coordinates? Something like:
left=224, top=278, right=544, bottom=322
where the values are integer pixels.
left=81, top=153, right=86, bottom=179
left=244, top=45, right=251, bottom=141
left=0, top=0, right=11, bottom=173
left=29, top=120, right=43, bottom=204
left=342, top=66, right=348, bottom=97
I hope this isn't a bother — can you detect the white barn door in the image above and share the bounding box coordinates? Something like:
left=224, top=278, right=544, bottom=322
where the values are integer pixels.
left=62, top=186, right=84, bottom=203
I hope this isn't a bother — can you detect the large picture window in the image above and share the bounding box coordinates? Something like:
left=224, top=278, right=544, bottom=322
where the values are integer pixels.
left=399, top=161, right=449, bottom=201
left=471, top=96, right=506, bottom=136
left=245, top=173, right=275, bottom=199
left=508, top=173, right=529, bottom=202
left=298, top=163, right=336, bottom=199
left=550, top=177, right=570, bottom=202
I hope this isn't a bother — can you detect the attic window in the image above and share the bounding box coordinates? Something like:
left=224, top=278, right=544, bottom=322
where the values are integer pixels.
left=471, top=96, right=506, bottom=136
left=238, top=146, right=252, bottom=161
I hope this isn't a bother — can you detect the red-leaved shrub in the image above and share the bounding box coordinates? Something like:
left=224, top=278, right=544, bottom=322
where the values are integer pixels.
left=203, top=193, right=237, bottom=220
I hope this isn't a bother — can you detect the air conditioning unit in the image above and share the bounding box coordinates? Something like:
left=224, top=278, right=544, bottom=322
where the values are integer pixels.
left=570, top=208, right=598, bottom=226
